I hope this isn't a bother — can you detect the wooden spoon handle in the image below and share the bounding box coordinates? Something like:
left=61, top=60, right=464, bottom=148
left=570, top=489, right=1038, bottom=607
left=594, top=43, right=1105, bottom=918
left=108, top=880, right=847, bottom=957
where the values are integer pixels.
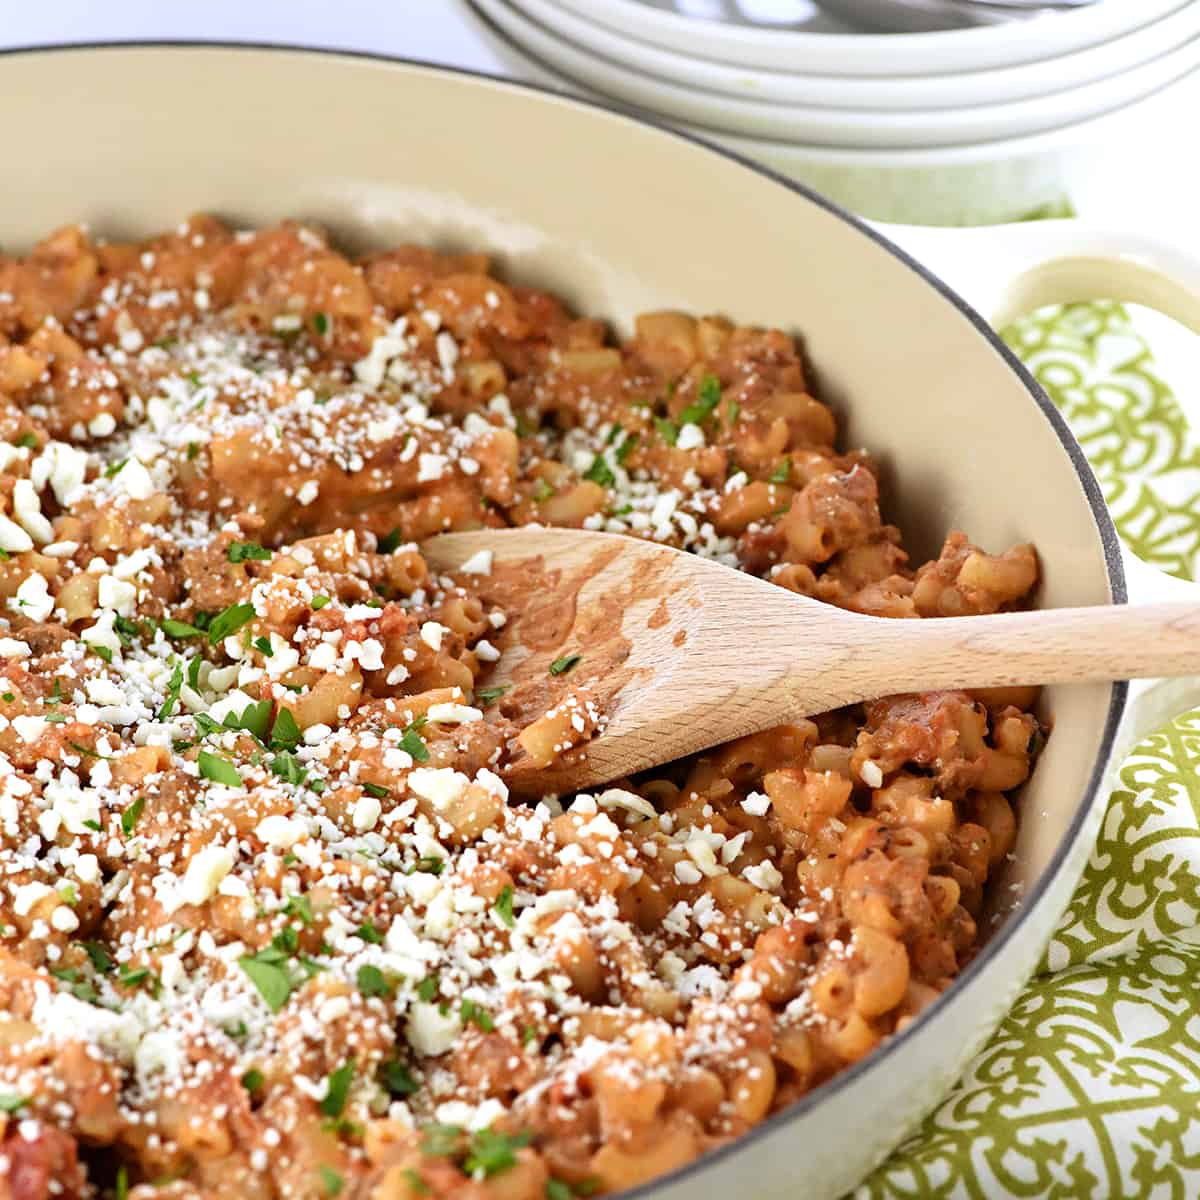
left=856, top=601, right=1200, bottom=694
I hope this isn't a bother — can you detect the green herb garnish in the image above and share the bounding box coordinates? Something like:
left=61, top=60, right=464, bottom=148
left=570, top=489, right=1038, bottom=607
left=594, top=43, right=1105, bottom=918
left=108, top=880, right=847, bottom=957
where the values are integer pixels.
left=421, top=1123, right=463, bottom=1158
left=198, top=750, right=242, bottom=788
left=582, top=455, right=615, bottom=488
left=494, top=885, right=515, bottom=929
left=459, top=998, right=495, bottom=1033
left=270, top=750, right=307, bottom=787
left=381, top=1059, right=419, bottom=1097
left=158, top=660, right=184, bottom=720
left=121, top=796, right=145, bottom=836
left=207, top=601, right=256, bottom=645
left=463, top=1128, right=533, bottom=1177
left=356, top=964, right=391, bottom=998
left=227, top=541, right=272, bottom=563
left=319, top=1061, right=355, bottom=1119
left=768, top=457, right=791, bottom=484
left=238, top=952, right=295, bottom=1012
left=678, top=373, right=721, bottom=425
left=397, top=717, right=430, bottom=763
left=377, top=527, right=402, bottom=555
left=161, top=617, right=204, bottom=639
left=549, top=654, right=581, bottom=676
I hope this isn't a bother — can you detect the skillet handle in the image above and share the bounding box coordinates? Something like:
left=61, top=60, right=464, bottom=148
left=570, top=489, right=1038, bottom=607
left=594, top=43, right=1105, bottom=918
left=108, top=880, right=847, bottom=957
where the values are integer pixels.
left=875, top=217, right=1200, bottom=747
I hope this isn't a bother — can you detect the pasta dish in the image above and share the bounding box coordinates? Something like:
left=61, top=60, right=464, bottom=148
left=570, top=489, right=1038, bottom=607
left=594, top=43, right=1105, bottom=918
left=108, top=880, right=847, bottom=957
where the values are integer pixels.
left=0, top=219, right=1041, bottom=1199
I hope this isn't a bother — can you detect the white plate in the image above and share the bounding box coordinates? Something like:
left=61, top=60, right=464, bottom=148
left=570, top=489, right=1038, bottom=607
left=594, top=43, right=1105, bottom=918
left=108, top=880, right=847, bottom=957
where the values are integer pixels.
left=461, top=0, right=1199, bottom=226
left=512, top=0, right=1200, bottom=110
left=478, top=0, right=1200, bottom=148
left=548, top=0, right=1184, bottom=74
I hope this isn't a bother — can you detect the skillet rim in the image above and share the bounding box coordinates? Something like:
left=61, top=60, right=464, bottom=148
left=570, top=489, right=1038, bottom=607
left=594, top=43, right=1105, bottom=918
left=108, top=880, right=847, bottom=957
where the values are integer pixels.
left=0, top=37, right=1131, bottom=1196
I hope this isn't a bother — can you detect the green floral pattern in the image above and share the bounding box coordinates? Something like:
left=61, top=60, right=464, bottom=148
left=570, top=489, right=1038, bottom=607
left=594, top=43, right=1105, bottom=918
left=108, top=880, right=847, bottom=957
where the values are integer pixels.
left=860, top=302, right=1200, bottom=1199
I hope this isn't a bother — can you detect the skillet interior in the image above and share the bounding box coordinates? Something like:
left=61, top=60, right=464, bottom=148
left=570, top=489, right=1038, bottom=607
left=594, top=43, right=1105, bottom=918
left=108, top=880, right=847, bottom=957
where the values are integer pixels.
left=0, top=43, right=1128, bottom=1197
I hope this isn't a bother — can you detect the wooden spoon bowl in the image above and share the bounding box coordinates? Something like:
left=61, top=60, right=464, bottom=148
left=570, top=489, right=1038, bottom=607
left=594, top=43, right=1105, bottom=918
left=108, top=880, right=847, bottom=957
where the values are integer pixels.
left=423, top=527, right=1200, bottom=795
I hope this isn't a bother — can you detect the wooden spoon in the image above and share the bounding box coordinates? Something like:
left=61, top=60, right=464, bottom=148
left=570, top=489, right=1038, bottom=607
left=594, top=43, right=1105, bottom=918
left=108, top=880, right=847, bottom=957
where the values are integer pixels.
left=422, top=527, right=1200, bottom=795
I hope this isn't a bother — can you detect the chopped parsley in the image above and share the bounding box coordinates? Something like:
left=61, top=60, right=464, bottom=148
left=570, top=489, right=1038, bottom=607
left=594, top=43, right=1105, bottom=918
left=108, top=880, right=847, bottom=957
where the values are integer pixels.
left=494, top=885, right=515, bottom=928
left=91, top=644, right=113, bottom=664
left=546, top=1179, right=599, bottom=1200
left=361, top=781, right=389, bottom=799
left=238, top=949, right=296, bottom=1012
left=270, top=750, right=307, bottom=787
left=51, top=967, right=98, bottom=1004
left=206, top=601, right=256, bottom=644
left=377, top=527, right=403, bottom=555
left=616, top=432, right=639, bottom=464
left=120, top=796, right=145, bottom=837
left=402, top=1169, right=430, bottom=1196
left=421, top=1123, right=463, bottom=1158
left=198, top=750, right=242, bottom=788
left=581, top=454, right=615, bottom=487
left=157, top=660, right=184, bottom=720
left=476, top=685, right=509, bottom=707
left=531, top=479, right=555, bottom=503
left=356, top=964, right=391, bottom=998
left=0, top=1093, right=26, bottom=1114
left=380, top=1060, right=419, bottom=1098
left=227, top=698, right=272, bottom=742
left=768, top=456, right=792, bottom=484
left=318, top=1165, right=344, bottom=1197
left=241, top=1068, right=264, bottom=1093
left=0, top=693, right=12, bottom=703
left=310, top=595, right=331, bottom=610
left=104, top=458, right=128, bottom=478
left=161, top=617, right=204, bottom=639
left=82, top=940, right=114, bottom=974
left=13, top=433, right=38, bottom=450
left=407, top=856, right=445, bottom=877
left=319, top=1061, right=355, bottom=1119
left=271, top=707, right=302, bottom=750
left=254, top=636, right=273, bottom=656
left=459, top=998, right=495, bottom=1033
left=398, top=716, right=430, bottom=763
left=654, top=415, right=679, bottom=445
left=463, top=1128, right=533, bottom=1177
left=356, top=922, right=383, bottom=944
left=416, top=976, right=439, bottom=1003
left=68, top=741, right=108, bottom=761
left=549, top=654, right=581, bottom=676
left=283, top=894, right=314, bottom=925
left=227, top=541, right=272, bottom=563
left=313, top=312, right=330, bottom=336
left=679, top=373, right=722, bottom=425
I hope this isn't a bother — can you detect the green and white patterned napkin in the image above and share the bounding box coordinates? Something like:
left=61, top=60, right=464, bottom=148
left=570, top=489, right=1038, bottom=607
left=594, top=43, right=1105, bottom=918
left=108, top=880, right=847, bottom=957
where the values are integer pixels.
left=860, top=301, right=1200, bottom=1199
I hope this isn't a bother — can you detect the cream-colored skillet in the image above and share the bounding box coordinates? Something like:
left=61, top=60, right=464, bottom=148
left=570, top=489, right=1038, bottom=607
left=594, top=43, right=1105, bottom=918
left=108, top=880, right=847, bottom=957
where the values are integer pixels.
left=3, top=42, right=1200, bottom=1200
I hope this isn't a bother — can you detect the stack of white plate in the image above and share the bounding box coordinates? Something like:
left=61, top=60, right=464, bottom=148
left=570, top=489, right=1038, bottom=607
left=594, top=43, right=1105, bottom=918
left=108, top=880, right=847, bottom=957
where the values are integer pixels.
left=463, top=0, right=1200, bottom=223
